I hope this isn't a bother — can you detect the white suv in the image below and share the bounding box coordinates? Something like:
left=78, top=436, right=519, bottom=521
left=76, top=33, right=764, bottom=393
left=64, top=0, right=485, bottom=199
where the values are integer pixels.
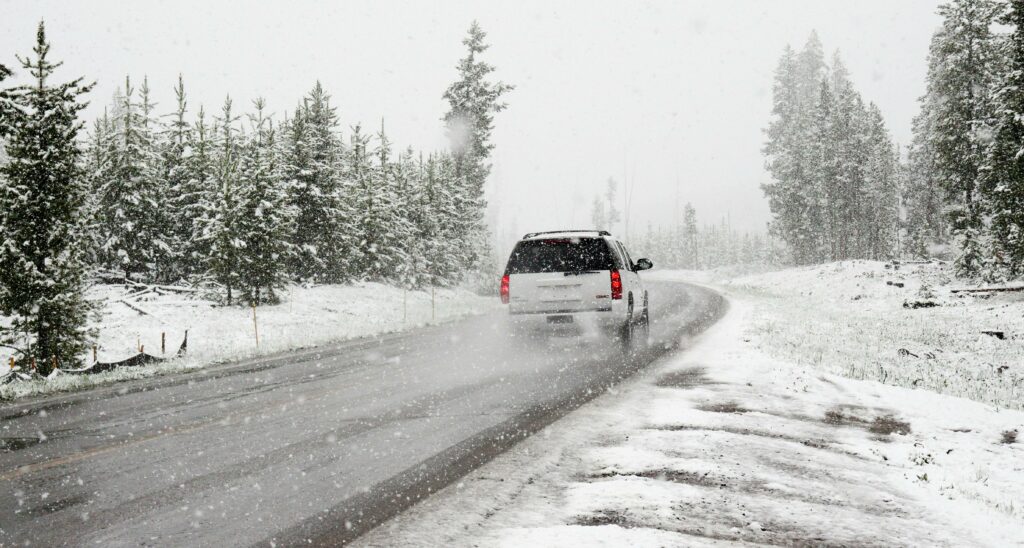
left=500, top=230, right=653, bottom=347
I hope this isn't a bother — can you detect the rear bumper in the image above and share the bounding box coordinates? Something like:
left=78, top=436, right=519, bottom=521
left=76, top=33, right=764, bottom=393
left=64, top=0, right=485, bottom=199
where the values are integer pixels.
left=506, top=304, right=626, bottom=333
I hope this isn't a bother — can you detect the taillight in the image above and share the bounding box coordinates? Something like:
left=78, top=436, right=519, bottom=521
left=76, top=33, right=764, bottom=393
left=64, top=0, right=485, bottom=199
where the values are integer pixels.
left=500, top=274, right=510, bottom=304
left=610, top=269, right=623, bottom=300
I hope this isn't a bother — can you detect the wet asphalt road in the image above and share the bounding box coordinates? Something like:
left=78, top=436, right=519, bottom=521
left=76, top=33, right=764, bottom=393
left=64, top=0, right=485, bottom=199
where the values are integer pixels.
left=0, top=280, right=724, bottom=547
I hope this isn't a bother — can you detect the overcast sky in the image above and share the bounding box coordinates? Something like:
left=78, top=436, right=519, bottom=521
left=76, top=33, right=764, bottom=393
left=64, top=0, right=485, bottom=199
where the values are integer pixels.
left=2, top=0, right=943, bottom=249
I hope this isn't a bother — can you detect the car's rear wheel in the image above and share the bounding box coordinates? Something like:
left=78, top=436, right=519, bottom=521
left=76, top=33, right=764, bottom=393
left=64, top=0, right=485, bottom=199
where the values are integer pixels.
left=636, top=300, right=650, bottom=352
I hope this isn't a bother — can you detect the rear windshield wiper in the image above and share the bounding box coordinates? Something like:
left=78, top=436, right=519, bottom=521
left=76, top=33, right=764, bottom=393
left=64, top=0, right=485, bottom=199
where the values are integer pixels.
left=564, top=270, right=601, bottom=276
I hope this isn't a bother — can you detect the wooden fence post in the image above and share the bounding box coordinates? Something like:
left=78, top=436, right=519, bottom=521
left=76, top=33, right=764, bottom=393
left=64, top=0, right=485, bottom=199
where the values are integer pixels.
left=252, top=303, right=260, bottom=348
left=161, top=332, right=166, bottom=355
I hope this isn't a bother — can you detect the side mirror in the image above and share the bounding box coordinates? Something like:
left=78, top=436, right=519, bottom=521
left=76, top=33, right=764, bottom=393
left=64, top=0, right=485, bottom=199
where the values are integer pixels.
left=635, top=258, right=653, bottom=271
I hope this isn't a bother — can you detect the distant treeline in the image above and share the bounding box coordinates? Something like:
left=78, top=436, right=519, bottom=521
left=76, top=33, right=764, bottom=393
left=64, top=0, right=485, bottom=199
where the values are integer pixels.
left=630, top=205, right=783, bottom=271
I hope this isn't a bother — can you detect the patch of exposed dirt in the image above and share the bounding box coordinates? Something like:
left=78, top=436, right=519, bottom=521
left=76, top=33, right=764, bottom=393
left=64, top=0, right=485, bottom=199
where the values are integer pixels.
left=655, top=367, right=715, bottom=389
left=869, top=416, right=911, bottom=436
left=574, top=509, right=637, bottom=528
left=823, top=406, right=910, bottom=436
left=697, top=401, right=748, bottom=414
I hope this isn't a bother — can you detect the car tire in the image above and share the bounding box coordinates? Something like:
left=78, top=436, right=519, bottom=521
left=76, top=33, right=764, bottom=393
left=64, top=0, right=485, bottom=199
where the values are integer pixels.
left=636, top=301, right=650, bottom=352
left=618, top=299, right=636, bottom=356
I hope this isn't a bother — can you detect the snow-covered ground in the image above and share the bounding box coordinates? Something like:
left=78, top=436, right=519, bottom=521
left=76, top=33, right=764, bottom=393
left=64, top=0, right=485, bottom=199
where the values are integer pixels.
left=713, top=261, right=1024, bottom=411
left=0, top=282, right=496, bottom=400
left=356, top=270, right=1024, bottom=547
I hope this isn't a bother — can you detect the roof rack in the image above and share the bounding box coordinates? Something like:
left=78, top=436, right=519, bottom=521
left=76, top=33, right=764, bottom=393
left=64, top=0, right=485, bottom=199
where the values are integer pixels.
left=522, top=230, right=612, bottom=239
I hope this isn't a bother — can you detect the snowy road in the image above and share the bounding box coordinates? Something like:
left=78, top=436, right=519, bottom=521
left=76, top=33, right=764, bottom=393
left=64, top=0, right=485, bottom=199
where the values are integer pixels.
left=0, top=281, right=724, bottom=546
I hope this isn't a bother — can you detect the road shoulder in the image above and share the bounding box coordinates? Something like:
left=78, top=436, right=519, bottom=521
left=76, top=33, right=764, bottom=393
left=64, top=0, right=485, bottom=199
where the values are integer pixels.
left=355, top=295, right=1024, bottom=547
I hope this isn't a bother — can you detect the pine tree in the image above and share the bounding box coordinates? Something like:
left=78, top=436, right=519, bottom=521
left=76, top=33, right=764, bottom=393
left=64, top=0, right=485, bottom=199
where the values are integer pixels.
left=138, top=77, right=175, bottom=282
left=180, top=106, right=215, bottom=277
left=904, top=84, right=947, bottom=257
left=96, top=76, right=165, bottom=281
left=202, top=96, right=242, bottom=304
left=442, top=21, right=512, bottom=277
left=925, top=0, right=1003, bottom=275
left=347, top=123, right=375, bottom=276
left=762, top=36, right=828, bottom=264
left=863, top=104, right=899, bottom=260
left=0, top=22, right=95, bottom=372
left=984, top=0, right=1024, bottom=276
left=362, top=123, right=412, bottom=281
left=283, top=83, right=352, bottom=282
left=162, top=75, right=193, bottom=281
left=235, top=99, right=292, bottom=304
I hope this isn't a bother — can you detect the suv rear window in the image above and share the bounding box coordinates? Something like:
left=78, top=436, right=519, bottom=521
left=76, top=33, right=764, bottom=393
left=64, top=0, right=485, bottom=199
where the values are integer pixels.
left=505, top=238, right=615, bottom=274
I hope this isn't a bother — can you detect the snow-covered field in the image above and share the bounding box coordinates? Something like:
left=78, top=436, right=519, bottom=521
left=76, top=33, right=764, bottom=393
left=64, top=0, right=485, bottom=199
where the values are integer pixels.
left=710, top=261, right=1024, bottom=411
left=356, top=271, right=1024, bottom=547
left=0, top=282, right=496, bottom=400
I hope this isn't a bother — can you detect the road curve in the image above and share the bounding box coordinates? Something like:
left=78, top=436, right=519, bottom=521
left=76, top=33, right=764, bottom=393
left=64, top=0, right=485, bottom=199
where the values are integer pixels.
left=0, top=280, right=724, bottom=546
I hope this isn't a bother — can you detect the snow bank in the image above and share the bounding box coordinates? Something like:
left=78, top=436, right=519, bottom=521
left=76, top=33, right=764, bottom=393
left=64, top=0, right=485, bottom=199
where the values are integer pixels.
left=0, top=283, right=497, bottom=400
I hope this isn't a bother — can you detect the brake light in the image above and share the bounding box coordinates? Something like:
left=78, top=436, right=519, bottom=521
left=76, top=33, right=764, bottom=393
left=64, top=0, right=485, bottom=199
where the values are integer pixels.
left=500, top=274, right=510, bottom=304
left=610, top=269, right=623, bottom=300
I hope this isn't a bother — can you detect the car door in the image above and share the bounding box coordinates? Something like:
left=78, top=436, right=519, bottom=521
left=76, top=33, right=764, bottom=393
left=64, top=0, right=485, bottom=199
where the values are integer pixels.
left=615, top=240, right=643, bottom=309
left=620, top=242, right=647, bottom=312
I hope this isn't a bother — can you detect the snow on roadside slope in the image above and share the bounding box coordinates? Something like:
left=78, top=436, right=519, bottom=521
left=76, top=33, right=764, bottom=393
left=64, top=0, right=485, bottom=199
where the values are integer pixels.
left=0, top=282, right=496, bottom=400
left=355, top=296, right=1024, bottom=547
left=705, top=260, right=1024, bottom=411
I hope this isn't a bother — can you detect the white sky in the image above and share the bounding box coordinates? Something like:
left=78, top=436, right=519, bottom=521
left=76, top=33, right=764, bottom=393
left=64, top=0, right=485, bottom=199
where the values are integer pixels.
left=2, top=0, right=943, bottom=250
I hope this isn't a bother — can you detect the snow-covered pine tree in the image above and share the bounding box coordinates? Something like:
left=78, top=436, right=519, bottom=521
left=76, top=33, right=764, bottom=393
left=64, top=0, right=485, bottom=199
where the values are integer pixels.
left=862, top=103, right=899, bottom=260
left=432, top=152, right=466, bottom=282
left=283, top=83, right=351, bottom=283
left=808, top=78, right=839, bottom=260
left=161, top=75, right=192, bottom=282
left=180, top=106, right=215, bottom=278
left=346, top=123, right=375, bottom=277
left=202, top=96, right=242, bottom=304
left=365, top=124, right=413, bottom=282
left=904, top=76, right=947, bottom=258
left=138, top=77, right=175, bottom=282
left=925, top=0, right=1003, bottom=276
left=0, top=22, right=95, bottom=372
left=984, top=0, right=1024, bottom=277
left=442, top=21, right=512, bottom=278
left=392, top=148, right=428, bottom=289
left=96, top=76, right=166, bottom=281
left=762, top=37, right=827, bottom=264
left=235, top=98, right=293, bottom=305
